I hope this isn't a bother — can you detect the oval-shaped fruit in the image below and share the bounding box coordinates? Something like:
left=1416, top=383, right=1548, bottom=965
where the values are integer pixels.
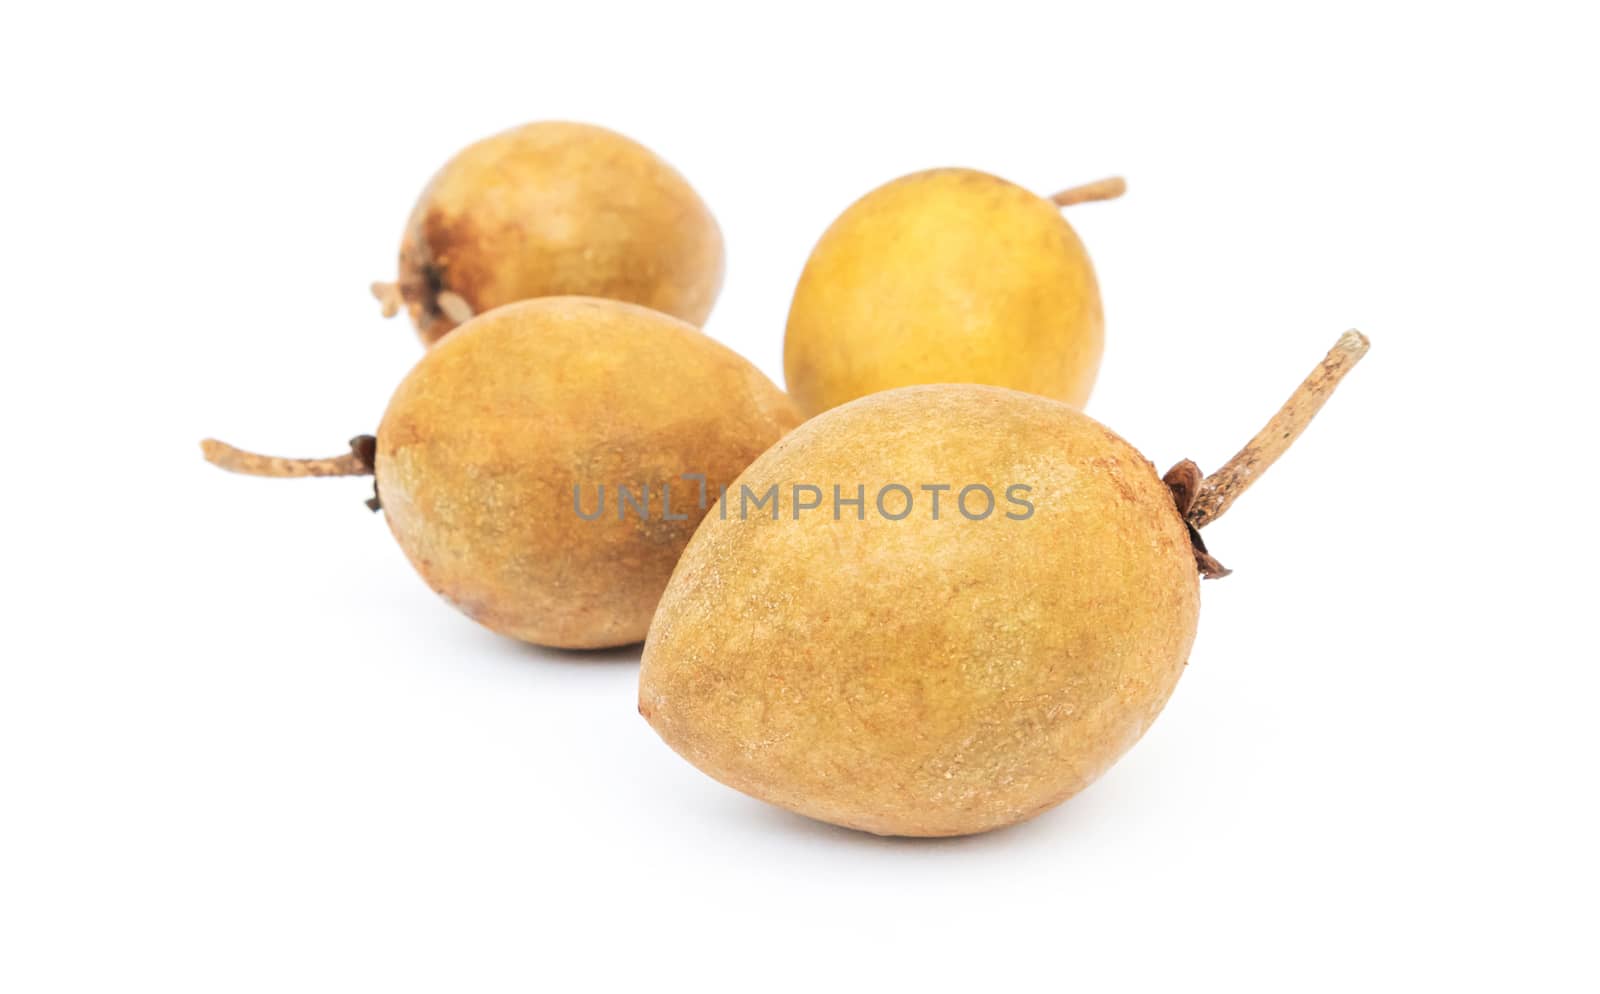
left=376, top=298, right=796, bottom=646
left=783, top=168, right=1115, bottom=417
left=376, top=122, right=725, bottom=345
left=205, top=297, right=800, bottom=649
left=640, top=333, right=1368, bottom=835
left=640, top=385, right=1197, bottom=835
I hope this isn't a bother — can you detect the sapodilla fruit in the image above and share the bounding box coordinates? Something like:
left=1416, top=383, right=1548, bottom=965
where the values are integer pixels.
left=640, top=332, right=1369, bottom=835
left=203, top=297, right=800, bottom=648
left=783, top=169, right=1125, bottom=417
left=372, top=122, right=725, bottom=345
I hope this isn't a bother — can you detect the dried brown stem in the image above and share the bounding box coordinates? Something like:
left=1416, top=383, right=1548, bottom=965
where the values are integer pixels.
left=1049, top=176, right=1127, bottom=207
left=200, top=435, right=377, bottom=478
left=371, top=281, right=404, bottom=318
left=1187, top=330, right=1370, bottom=529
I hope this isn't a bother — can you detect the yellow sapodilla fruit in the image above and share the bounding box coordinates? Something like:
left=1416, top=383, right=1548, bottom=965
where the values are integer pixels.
left=642, top=333, right=1369, bottom=836
left=783, top=169, right=1126, bottom=417
left=373, top=121, right=725, bottom=346
left=203, top=297, right=800, bottom=648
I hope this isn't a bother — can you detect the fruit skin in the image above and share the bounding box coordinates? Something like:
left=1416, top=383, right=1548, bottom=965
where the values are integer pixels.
left=375, top=297, right=800, bottom=648
left=638, top=384, right=1198, bottom=836
left=394, top=122, right=724, bottom=345
left=783, top=168, right=1105, bottom=417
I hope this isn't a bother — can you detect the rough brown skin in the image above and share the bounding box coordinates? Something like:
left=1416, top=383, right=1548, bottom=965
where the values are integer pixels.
left=639, top=334, right=1368, bottom=836
left=204, top=297, right=800, bottom=649
left=375, top=122, right=725, bottom=346
left=639, top=386, right=1197, bottom=836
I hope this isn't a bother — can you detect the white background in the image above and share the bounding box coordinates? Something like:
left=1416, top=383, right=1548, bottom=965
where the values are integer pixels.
left=4, top=2, right=1597, bottom=990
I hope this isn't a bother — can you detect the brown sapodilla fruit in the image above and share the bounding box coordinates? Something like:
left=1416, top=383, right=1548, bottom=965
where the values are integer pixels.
left=203, top=297, right=800, bottom=648
left=640, top=332, right=1369, bottom=836
left=372, top=121, right=725, bottom=345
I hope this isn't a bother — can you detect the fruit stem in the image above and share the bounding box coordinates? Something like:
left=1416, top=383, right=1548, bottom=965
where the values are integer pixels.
left=200, top=436, right=377, bottom=478
left=1188, top=330, right=1370, bottom=529
left=371, top=281, right=404, bottom=318
left=1049, top=176, right=1127, bottom=207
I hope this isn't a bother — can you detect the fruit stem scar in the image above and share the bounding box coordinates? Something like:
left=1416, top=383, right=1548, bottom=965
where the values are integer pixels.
left=1186, top=330, right=1371, bottom=530
left=373, top=272, right=472, bottom=326
left=1049, top=176, right=1127, bottom=208
left=200, top=435, right=378, bottom=479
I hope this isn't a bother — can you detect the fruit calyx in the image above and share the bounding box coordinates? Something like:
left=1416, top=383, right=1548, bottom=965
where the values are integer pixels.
left=200, top=435, right=383, bottom=511
left=372, top=240, right=476, bottom=334
left=1165, top=330, right=1371, bottom=579
left=1164, top=460, right=1230, bottom=578
left=371, top=278, right=475, bottom=326
left=1049, top=176, right=1127, bottom=208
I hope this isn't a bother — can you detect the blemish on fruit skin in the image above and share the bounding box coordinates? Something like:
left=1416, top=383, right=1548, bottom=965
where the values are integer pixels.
left=377, top=121, right=725, bottom=348
left=1088, top=456, right=1138, bottom=503
left=414, top=210, right=493, bottom=327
